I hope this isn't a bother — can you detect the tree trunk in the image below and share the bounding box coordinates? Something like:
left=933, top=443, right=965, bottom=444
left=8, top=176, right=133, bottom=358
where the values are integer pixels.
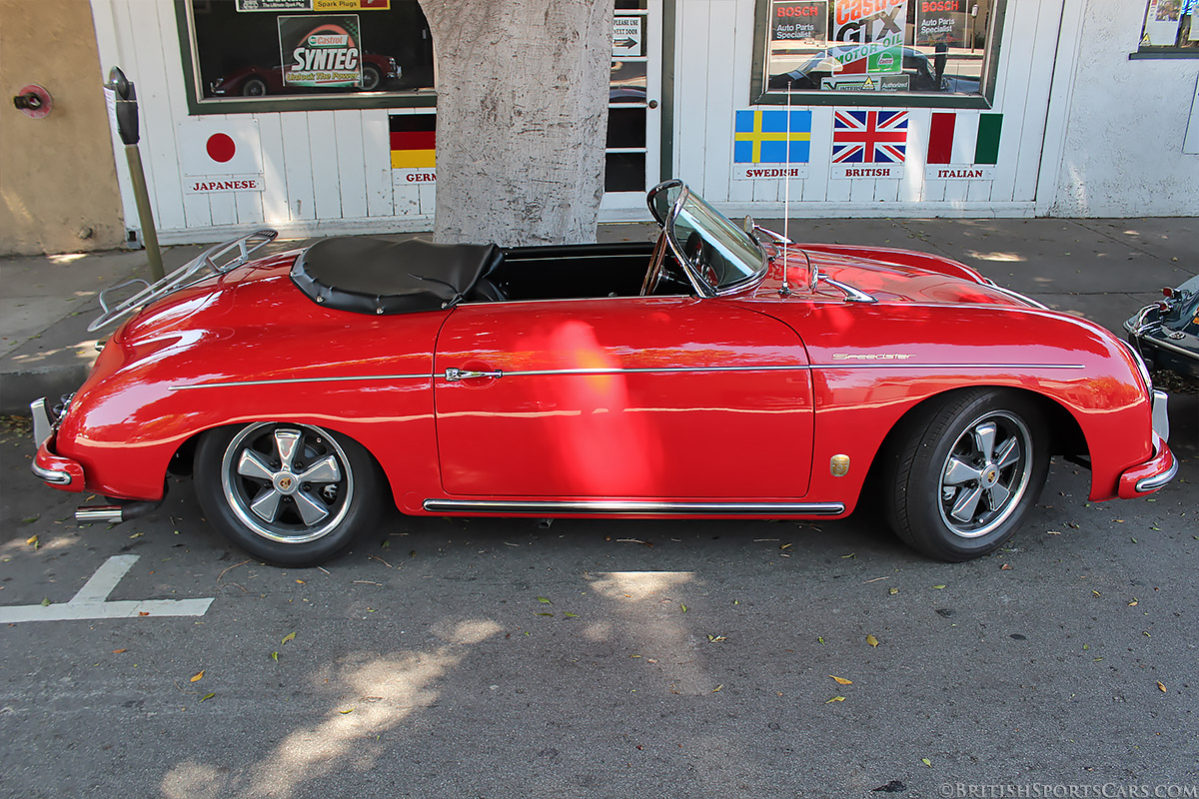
left=419, top=0, right=612, bottom=246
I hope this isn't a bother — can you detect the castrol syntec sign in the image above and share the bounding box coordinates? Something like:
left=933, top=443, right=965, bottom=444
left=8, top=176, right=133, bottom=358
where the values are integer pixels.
left=278, top=15, right=363, bottom=88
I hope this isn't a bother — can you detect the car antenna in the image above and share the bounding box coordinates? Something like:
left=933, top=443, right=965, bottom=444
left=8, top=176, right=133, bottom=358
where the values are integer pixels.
left=780, top=78, right=794, bottom=297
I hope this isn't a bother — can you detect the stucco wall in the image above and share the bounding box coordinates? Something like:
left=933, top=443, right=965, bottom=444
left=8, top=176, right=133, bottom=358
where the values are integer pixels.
left=0, top=0, right=124, bottom=255
left=1050, top=0, right=1199, bottom=216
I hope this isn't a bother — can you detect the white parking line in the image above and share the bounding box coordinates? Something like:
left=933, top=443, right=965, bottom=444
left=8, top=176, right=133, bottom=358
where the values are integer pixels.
left=0, top=555, right=214, bottom=624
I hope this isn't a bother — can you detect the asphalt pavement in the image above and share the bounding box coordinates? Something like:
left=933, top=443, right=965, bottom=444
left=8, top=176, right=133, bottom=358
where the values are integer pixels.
left=1, top=216, right=1197, bottom=797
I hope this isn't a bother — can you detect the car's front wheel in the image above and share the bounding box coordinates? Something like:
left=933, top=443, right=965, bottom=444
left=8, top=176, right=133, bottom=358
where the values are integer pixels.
left=884, top=389, right=1049, bottom=561
left=194, top=423, right=383, bottom=566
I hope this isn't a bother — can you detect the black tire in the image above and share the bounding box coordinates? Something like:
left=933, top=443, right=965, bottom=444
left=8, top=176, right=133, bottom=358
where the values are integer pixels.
left=361, top=64, right=381, bottom=90
left=241, top=77, right=268, bottom=97
left=194, top=422, right=383, bottom=566
left=883, top=389, right=1049, bottom=562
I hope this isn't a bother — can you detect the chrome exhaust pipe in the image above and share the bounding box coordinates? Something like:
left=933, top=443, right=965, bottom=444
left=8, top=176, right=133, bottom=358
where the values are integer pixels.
left=75, top=500, right=161, bottom=525
left=76, top=505, right=125, bottom=524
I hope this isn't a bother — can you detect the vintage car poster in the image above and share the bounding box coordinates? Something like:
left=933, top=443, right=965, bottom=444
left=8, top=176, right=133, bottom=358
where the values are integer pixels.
left=832, top=0, right=908, bottom=74
left=278, top=14, right=363, bottom=88
left=915, top=0, right=967, bottom=46
left=770, top=1, right=829, bottom=44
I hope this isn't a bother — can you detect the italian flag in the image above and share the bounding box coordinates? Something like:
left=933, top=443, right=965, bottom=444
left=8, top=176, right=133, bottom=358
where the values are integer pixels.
left=927, top=112, right=1002, bottom=165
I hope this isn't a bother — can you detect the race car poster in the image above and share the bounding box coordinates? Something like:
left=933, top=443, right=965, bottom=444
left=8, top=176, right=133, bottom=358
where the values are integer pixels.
left=832, top=0, right=908, bottom=75
left=278, top=14, right=363, bottom=88
left=915, top=0, right=967, bottom=46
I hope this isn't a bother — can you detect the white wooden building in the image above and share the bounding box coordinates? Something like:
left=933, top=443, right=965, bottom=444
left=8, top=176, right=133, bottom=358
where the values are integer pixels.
left=88, top=0, right=1199, bottom=245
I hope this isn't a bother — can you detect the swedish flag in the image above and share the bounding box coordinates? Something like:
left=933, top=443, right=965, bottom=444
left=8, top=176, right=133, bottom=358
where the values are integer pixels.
left=734, top=110, right=812, bottom=164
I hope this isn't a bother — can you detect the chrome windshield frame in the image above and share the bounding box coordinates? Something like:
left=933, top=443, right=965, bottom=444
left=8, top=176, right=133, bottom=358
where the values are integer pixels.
left=648, top=181, right=770, bottom=298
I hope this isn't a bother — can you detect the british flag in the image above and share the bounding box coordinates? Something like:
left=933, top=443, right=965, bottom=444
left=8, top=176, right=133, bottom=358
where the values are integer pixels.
left=832, top=110, right=909, bottom=164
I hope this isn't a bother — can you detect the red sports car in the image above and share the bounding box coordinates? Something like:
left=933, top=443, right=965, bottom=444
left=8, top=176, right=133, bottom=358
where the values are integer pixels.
left=31, top=181, right=1176, bottom=566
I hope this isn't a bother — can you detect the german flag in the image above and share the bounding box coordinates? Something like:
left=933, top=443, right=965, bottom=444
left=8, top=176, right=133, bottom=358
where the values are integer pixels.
left=390, top=114, right=435, bottom=169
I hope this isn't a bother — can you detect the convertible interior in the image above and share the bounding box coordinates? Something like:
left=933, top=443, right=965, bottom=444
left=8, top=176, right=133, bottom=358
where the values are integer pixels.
left=290, top=235, right=690, bottom=316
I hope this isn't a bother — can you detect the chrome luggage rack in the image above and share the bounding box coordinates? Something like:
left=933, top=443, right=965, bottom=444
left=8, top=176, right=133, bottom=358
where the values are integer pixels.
left=89, top=229, right=278, bottom=332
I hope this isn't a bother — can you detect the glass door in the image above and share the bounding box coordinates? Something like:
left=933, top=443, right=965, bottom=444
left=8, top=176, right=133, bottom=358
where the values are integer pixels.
left=602, top=0, right=662, bottom=211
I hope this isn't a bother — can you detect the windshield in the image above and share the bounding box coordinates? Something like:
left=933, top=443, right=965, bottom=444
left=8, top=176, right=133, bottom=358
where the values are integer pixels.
left=667, top=188, right=767, bottom=293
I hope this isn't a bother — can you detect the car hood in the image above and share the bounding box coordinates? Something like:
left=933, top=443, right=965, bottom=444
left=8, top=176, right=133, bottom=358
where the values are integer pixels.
left=749, top=244, right=1037, bottom=308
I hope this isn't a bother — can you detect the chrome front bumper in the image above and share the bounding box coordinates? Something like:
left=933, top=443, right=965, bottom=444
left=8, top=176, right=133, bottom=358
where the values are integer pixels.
left=1151, top=389, right=1170, bottom=443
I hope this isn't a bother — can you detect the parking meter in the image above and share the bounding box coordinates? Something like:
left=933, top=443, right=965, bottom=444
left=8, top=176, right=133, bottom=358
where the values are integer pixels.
left=107, top=67, right=139, bottom=146
left=105, top=66, right=161, bottom=278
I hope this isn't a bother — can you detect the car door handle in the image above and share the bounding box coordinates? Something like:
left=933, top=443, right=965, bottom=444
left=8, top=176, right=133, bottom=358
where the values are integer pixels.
left=445, top=367, right=503, bottom=382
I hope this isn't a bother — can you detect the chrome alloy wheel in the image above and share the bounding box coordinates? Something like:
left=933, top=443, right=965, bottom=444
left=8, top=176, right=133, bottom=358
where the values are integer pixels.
left=219, top=423, right=354, bottom=544
left=937, top=411, right=1034, bottom=539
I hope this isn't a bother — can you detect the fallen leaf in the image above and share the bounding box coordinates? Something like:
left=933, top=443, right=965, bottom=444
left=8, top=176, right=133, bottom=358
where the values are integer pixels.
left=536, top=612, right=553, bottom=616
left=129, top=532, right=143, bottom=539
left=841, top=553, right=856, bottom=559
left=1157, top=682, right=1167, bottom=693
left=830, top=675, right=853, bottom=685
left=339, top=708, right=355, bottom=714
left=282, top=631, right=296, bottom=644
left=26, top=535, right=39, bottom=549
left=295, top=579, right=305, bottom=584
left=563, top=612, right=579, bottom=618
left=921, top=758, right=932, bottom=767
left=537, top=597, right=552, bottom=604
left=112, top=648, right=127, bottom=654
left=1000, top=563, right=1012, bottom=571
left=40, top=598, right=51, bottom=607
left=271, top=651, right=279, bottom=662
left=138, top=611, right=150, bottom=617
left=707, top=634, right=727, bottom=642
left=932, top=584, right=946, bottom=590
left=1128, top=599, right=1139, bottom=606
left=825, top=696, right=845, bottom=703
left=190, top=670, right=205, bottom=683
left=1092, top=590, right=1101, bottom=597
left=711, top=684, right=723, bottom=692
left=866, top=634, right=879, bottom=648
left=889, top=587, right=899, bottom=595
left=817, top=637, right=825, bottom=644
left=200, top=692, right=215, bottom=702
left=780, top=542, right=793, bottom=550
left=680, top=604, right=688, bottom=613
left=1046, top=530, right=1062, bottom=535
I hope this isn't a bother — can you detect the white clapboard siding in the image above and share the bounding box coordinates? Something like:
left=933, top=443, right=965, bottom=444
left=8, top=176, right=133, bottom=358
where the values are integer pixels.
left=90, top=0, right=446, bottom=243
left=672, top=0, right=1059, bottom=218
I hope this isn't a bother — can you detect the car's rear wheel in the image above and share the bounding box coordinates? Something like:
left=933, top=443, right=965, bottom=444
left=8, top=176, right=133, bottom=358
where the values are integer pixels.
left=241, top=77, right=267, bottom=97
left=361, top=64, right=381, bottom=90
left=194, top=423, right=382, bottom=566
left=883, top=389, right=1049, bottom=561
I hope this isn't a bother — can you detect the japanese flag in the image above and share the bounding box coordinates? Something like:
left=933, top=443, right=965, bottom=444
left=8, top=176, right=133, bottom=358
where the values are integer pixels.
left=179, top=118, right=263, bottom=177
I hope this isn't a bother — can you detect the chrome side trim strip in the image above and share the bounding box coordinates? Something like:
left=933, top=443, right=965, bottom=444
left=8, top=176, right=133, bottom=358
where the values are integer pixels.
left=423, top=499, right=846, bottom=515
left=171, top=362, right=1089, bottom=391
left=497, top=365, right=808, bottom=378
left=31, top=461, right=71, bottom=486
left=170, top=373, right=434, bottom=390
left=812, top=362, right=1086, bottom=370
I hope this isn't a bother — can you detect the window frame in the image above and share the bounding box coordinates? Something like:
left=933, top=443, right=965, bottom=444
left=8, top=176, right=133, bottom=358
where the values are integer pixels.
left=1130, top=0, right=1199, bottom=59
left=748, top=0, right=1008, bottom=109
left=173, top=0, right=437, bottom=116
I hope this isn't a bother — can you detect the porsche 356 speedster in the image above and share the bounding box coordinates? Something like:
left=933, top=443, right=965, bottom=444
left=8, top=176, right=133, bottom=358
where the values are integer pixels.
left=31, top=180, right=1176, bottom=565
